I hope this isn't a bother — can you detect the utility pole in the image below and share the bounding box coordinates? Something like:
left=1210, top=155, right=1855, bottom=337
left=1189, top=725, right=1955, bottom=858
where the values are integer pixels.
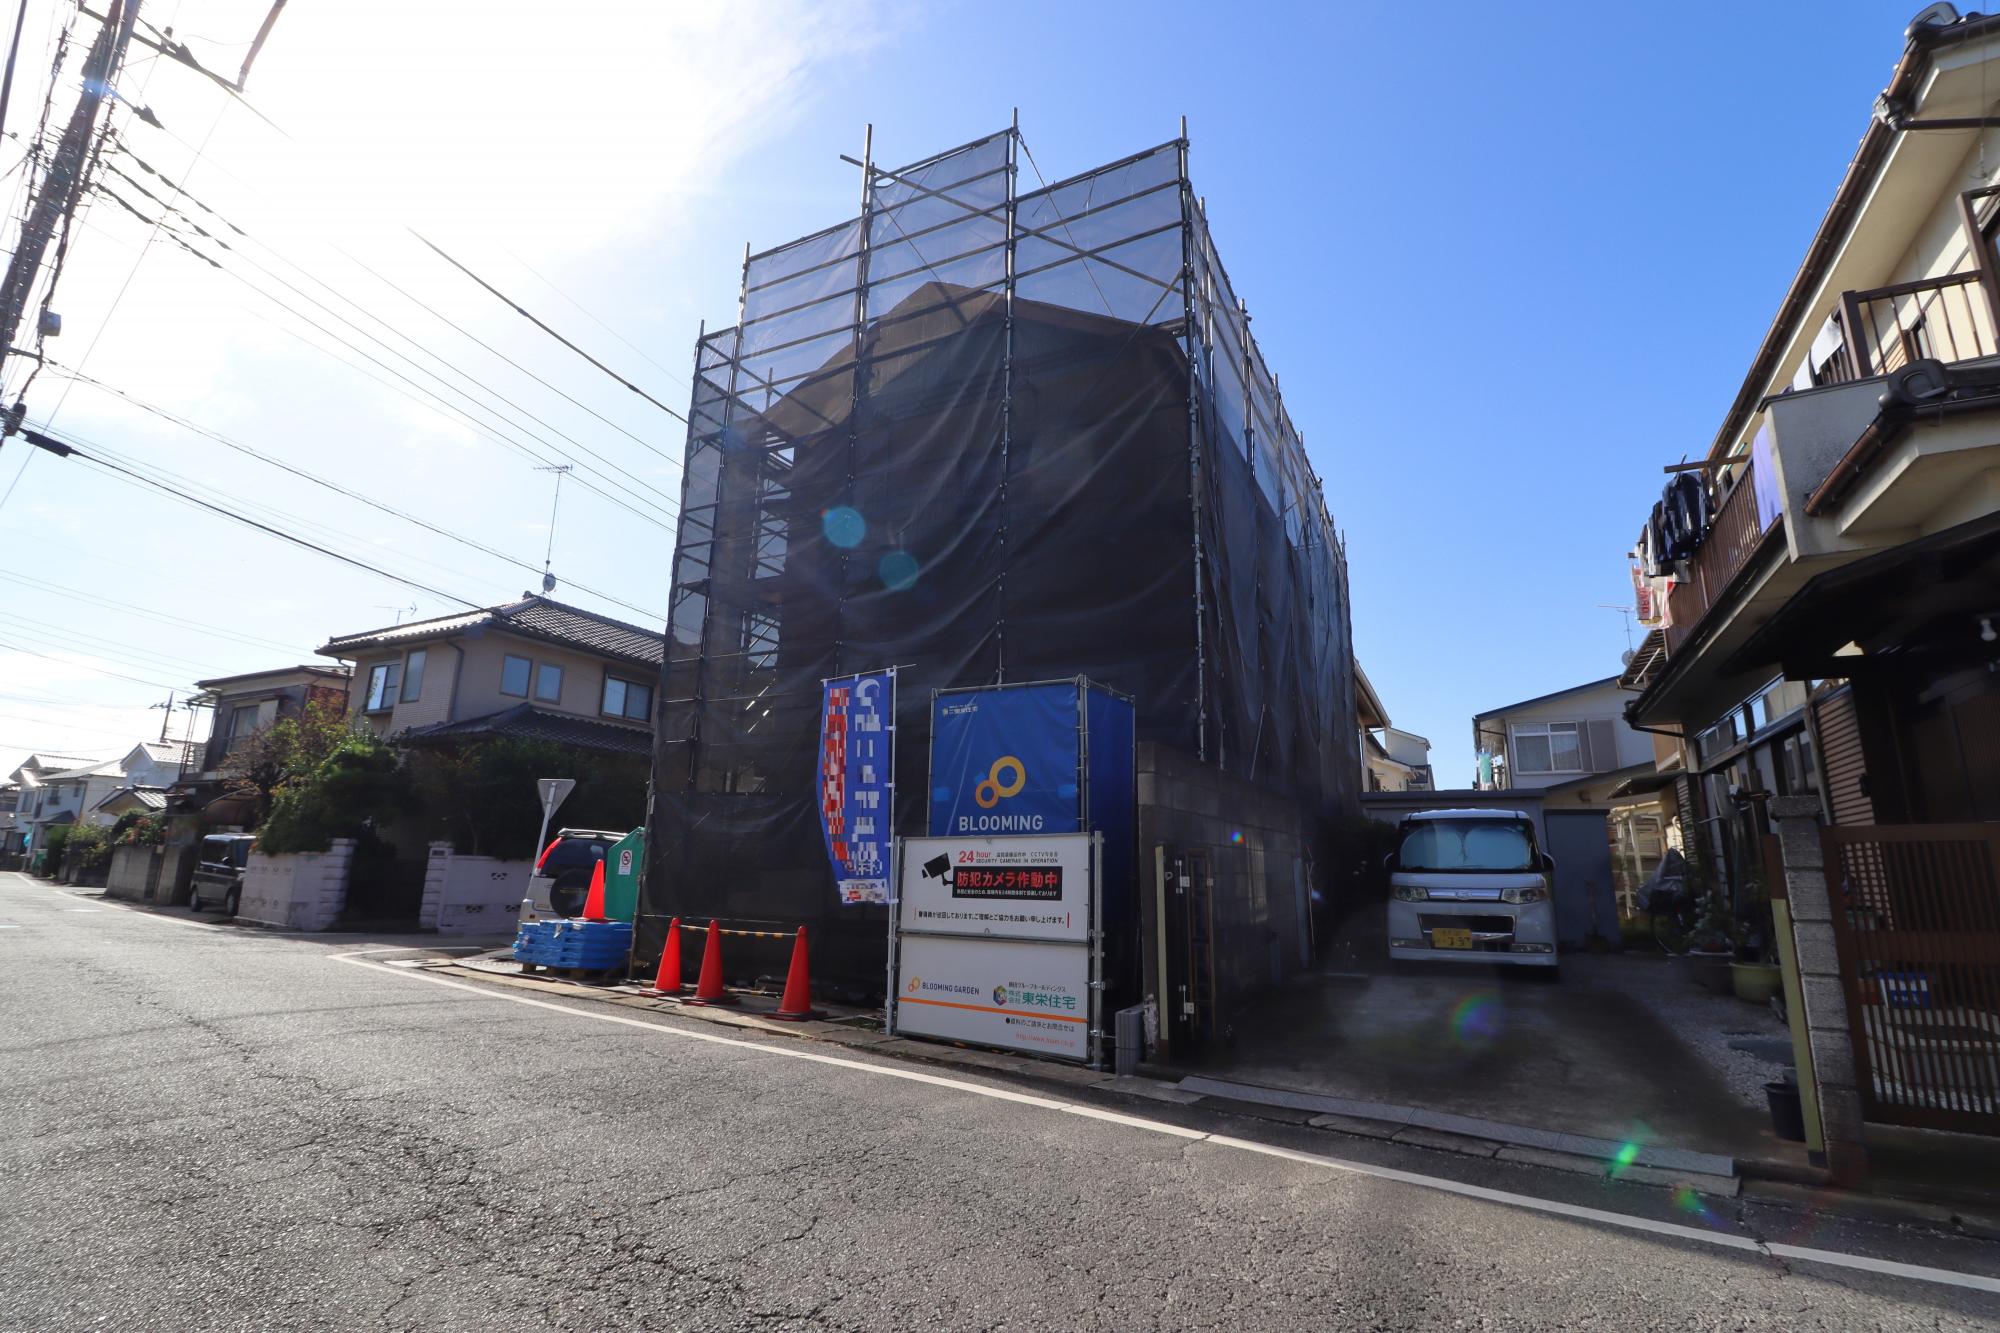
left=0, top=0, right=139, bottom=382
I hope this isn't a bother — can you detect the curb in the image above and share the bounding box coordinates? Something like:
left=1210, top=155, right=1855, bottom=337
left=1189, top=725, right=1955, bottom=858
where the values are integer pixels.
left=1173, top=1074, right=1739, bottom=1182
left=424, top=955, right=1746, bottom=1194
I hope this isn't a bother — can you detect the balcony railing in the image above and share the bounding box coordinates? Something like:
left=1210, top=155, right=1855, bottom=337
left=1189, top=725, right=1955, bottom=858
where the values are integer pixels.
left=1825, top=270, right=1998, bottom=384
left=1662, top=459, right=1781, bottom=657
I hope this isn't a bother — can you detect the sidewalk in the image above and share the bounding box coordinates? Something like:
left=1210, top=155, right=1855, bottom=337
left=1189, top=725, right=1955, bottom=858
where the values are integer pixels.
left=421, top=947, right=2000, bottom=1232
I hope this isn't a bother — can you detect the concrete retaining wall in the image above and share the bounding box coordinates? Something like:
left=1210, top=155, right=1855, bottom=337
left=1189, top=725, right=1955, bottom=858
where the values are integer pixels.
left=240, top=839, right=355, bottom=931
left=104, top=844, right=159, bottom=902
left=421, top=844, right=531, bottom=935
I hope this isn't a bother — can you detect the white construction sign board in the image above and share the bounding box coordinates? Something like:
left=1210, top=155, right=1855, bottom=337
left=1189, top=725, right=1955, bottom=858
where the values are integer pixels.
left=890, top=832, right=1099, bottom=1066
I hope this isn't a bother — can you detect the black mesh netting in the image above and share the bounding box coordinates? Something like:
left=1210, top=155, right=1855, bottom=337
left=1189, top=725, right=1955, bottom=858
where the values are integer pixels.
left=644, top=132, right=1358, bottom=1000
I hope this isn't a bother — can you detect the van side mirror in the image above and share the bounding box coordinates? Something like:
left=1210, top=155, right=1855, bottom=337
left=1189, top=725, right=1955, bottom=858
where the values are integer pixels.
left=1381, top=852, right=1396, bottom=872
left=1541, top=853, right=1556, bottom=874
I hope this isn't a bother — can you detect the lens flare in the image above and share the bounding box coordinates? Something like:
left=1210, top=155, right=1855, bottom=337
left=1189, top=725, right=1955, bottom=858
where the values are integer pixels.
left=1228, top=830, right=1244, bottom=845
left=1671, top=1185, right=1724, bottom=1229
left=822, top=506, right=866, bottom=549
left=1447, top=993, right=1501, bottom=1048
left=879, top=550, right=920, bottom=591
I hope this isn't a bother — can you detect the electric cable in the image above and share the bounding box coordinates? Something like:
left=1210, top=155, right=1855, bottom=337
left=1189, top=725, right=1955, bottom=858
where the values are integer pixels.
left=0, top=635, right=188, bottom=690
left=0, top=565, right=304, bottom=652
left=11, top=422, right=487, bottom=607
left=410, top=232, right=689, bottom=424
left=47, top=363, right=667, bottom=620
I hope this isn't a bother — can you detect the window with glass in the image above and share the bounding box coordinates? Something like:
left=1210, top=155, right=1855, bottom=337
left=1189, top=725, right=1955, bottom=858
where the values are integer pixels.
left=401, top=649, right=427, bottom=703
left=1510, top=721, right=1582, bottom=774
left=535, top=663, right=563, bottom=703
left=228, top=703, right=263, bottom=738
left=500, top=655, right=531, bottom=697
left=602, top=674, right=652, bottom=721
left=365, top=662, right=402, bottom=711
left=1396, top=818, right=1538, bottom=872
left=1781, top=730, right=1820, bottom=795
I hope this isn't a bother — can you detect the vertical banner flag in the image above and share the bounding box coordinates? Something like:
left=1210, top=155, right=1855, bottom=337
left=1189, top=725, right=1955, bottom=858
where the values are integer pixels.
left=817, top=669, right=896, bottom=904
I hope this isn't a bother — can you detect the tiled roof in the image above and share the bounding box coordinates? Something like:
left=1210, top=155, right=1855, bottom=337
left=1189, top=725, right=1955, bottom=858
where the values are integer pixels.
left=319, top=595, right=662, bottom=669
left=395, top=703, right=653, bottom=757
left=91, top=785, right=169, bottom=812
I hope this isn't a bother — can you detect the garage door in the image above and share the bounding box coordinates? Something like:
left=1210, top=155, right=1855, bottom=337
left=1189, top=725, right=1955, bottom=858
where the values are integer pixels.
left=1543, top=810, right=1618, bottom=947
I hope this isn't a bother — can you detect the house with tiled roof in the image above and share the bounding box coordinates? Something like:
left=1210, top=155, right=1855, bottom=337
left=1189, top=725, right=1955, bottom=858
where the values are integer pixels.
left=317, top=594, right=663, bottom=755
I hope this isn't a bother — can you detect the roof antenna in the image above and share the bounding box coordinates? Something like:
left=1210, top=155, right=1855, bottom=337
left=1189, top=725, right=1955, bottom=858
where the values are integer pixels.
left=373, top=603, right=418, bottom=625
left=534, top=463, right=573, bottom=594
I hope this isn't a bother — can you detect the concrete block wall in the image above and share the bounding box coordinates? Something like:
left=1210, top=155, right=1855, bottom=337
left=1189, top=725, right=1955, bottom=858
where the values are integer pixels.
left=422, top=844, right=533, bottom=935
left=240, top=839, right=355, bottom=931
left=104, top=845, right=156, bottom=902
left=1769, top=795, right=1868, bottom=1180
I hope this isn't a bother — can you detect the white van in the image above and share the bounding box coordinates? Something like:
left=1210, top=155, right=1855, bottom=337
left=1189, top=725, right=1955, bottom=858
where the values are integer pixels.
left=1385, top=809, right=1558, bottom=971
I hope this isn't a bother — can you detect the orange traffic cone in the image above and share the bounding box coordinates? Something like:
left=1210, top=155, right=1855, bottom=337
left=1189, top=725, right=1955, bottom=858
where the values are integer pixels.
left=580, top=859, right=607, bottom=922
left=684, top=920, right=736, bottom=1006
left=651, top=918, right=685, bottom=995
left=768, top=926, right=824, bottom=1021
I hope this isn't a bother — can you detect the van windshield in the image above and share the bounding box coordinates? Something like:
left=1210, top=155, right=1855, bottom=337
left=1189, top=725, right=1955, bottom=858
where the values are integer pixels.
left=1398, top=819, right=1536, bottom=873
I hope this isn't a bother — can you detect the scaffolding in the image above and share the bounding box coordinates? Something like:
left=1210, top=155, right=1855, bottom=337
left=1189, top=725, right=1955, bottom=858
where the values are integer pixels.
left=646, top=123, right=1358, bottom=995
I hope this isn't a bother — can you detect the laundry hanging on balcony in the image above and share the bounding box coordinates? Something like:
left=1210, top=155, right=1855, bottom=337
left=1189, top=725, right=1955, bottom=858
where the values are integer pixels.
left=1657, top=471, right=1713, bottom=563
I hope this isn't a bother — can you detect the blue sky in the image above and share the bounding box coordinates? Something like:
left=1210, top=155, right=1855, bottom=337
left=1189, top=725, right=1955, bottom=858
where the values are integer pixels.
left=0, top=0, right=1913, bottom=784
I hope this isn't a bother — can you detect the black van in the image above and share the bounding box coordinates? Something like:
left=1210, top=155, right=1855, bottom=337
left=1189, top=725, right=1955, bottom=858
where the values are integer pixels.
left=189, top=834, right=254, bottom=914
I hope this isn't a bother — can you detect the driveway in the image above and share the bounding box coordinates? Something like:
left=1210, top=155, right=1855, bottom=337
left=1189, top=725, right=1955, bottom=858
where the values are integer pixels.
left=1181, top=954, right=1784, bottom=1159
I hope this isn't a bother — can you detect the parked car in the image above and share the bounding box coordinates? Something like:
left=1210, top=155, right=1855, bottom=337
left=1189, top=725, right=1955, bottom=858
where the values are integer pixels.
left=1385, top=809, right=1558, bottom=972
left=519, top=828, right=623, bottom=923
left=188, top=834, right=255, bottom=915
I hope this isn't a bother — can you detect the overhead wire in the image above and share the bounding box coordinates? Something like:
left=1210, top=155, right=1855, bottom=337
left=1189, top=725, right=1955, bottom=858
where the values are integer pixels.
left=411, top=232, right=689, bottom=424
left=508, top=248, right=689, bottom=390
left=0, top=565, right=305, bottom=653
left=13, top=422, right=489, bottom=608
left=47, top=363, right=667, bottom=620
left=0, top=608, right=230, bottom=674
left=93, top=134, right=685, bottom=516
left=90, top=198, right=686, bottom=525
left=0, top=635, right=189, bottom=690
left=336, top=243, right=683, bottom=476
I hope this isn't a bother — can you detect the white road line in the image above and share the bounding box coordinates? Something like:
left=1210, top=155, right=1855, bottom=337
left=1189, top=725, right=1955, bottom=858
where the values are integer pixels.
left=61, top=908, right=104, bottom=913
left=328, top=950, right=2000, bottom=1297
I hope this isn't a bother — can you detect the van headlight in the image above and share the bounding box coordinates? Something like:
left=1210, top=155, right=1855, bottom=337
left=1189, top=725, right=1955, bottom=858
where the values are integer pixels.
left=1391, top=885, right=1429, bottom=902
left=1502, top=880, right=1549, bottom=905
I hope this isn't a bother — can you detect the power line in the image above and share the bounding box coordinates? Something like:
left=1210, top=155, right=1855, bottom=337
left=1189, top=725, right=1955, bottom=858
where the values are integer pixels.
left=79, top=156, right=685, bottom=516
left=0, top=609, right=228, bottom=675
left=412, top=232, right=689, bottom=424
left=48, top=364, right=667, bottom=621
left=243, top=305, right=677, bottom=535
left=14, top=423, right=485, bottom=607
left=338, top=243, right=683, bottom=477
left=0, top=635, right=187, bottom=690
left=128, top=216, right=685, bottom=525
left=0, top=568, right=300, bottom=653
left=509, top=249, right=688, bottom=389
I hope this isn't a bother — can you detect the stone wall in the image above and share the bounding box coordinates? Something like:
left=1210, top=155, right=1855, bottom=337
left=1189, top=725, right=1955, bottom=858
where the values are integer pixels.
left=420, top=844, right=532, bottom=936
left=1769, top=795, right=1867, bottom=1179
left=239, top=839, right=355, bottom=931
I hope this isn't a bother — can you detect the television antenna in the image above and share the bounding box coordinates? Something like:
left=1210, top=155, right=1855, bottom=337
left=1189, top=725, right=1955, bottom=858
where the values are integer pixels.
left=1596, top=603, right=1635, bottom=654
left=534, top=464, right=574, bottom=594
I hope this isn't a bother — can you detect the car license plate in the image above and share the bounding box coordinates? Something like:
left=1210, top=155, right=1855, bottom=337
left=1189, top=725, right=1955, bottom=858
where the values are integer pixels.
left=1431, top=928, right=1473, bottom=950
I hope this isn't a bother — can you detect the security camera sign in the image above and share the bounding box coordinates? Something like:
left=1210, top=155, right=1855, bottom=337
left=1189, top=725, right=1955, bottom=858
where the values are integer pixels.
left=896, top=833, right=1091, bottom=944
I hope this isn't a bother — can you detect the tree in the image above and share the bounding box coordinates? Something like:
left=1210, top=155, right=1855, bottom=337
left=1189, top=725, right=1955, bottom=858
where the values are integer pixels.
left=255, top=729, right=412, bottom=854
left=220, top=699, right=357, bottom=824
left=406, top=739, right=646, bottom=859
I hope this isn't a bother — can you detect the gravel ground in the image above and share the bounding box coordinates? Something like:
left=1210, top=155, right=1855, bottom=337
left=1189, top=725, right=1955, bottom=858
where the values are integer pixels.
left=1568, top=952, right=1793, bottom=1108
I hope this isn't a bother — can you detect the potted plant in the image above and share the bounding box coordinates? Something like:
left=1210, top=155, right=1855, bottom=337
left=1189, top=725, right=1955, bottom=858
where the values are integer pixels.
left=1730, top=866, right=1783, bottom=1004
left=1683, top=889, right=1737, bottom=995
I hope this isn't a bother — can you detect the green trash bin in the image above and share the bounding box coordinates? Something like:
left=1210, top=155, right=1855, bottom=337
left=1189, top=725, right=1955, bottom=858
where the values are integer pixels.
left=603, top=828, right=644, bottom=923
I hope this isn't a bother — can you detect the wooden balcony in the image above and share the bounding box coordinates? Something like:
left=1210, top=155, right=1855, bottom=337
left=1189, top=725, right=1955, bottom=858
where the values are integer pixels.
left=1661, top=459, right=1783, bottom=658
left=1822, top=269, right=1999, bottom=384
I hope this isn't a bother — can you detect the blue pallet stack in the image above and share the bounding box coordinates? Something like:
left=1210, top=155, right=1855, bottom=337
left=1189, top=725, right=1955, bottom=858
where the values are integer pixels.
left=513, top=918, right=633, bottom=971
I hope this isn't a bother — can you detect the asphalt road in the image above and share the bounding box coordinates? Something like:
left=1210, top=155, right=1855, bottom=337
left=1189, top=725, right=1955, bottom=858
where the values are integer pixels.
left=3, top=872, right=1997, bottom=1331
